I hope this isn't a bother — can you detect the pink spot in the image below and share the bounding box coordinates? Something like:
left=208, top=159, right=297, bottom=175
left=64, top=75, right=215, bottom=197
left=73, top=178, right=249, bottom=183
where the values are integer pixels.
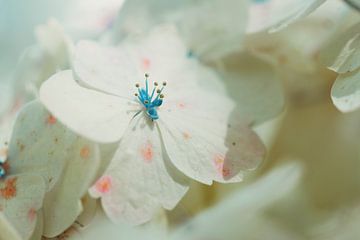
left=95, top=176, right=112, bottom=194
left=46, top=114, right=57, bottom=125
left=141, top=58, right=151, bottom=70
left=28, top=208, right=36, bottom=222
left=182, top=132, right=191, bottom=140
left=0, top=177, right=17, bottom=200
left=141, top=141, right=153, bottom=163
left=177, top=102, right=186, bottom=109
left=213, top=154, right=231, bottom=177
left=80, top=146, right=90, bottom=159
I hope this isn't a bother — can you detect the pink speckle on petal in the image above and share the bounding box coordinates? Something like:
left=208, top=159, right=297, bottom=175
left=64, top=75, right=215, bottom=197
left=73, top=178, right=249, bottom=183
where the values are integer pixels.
left=213, top=154, right=231, bottom=177
left=46, top=114, right=57, bottom=125
left=80, top=146, right=90, bottom=159
left=141, top=58, right=151, bottom=70
left=28, top=208, right=36, bottom=222
left=0, top=177, right=17, bottom=200
left=141, top=141, right=153, bottom=163
left=95, top=176, right=112, bottom=194
left=183, top=132, right=191, bottom=140
left=177, top=103, right=186, bottom=109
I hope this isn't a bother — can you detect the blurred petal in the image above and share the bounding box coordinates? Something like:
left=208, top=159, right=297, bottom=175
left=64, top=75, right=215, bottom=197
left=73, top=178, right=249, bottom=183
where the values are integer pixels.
left=171, top=163, right=303, bottom=240
left=43, top=138, right=100, bottom=237
left=331, top=68, right=360, bottom=112
left=90, top=117, right=188, bottom=225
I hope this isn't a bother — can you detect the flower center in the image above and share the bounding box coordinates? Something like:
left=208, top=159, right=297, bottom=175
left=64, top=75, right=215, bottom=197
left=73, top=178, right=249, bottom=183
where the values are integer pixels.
left=134, top=73, right=166, bottom=120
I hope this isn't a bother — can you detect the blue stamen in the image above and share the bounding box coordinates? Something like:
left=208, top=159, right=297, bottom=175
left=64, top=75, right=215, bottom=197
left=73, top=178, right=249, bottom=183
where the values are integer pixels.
left=0, top=153, right=7, bottom=178
left=134, top=74, right=166, bottom=121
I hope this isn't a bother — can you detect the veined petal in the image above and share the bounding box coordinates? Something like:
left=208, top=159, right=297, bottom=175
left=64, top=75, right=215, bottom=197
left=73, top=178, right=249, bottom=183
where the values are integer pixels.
left=43, top=138, right=100, bottom=238
left=8, top=100, right=76, bottom=191
left=89, top=116, right=189, bottom=225
left=73, top=40, right=137, bottom=98
left=158, top=90, right=265, bottom=184
left=40, top=70, right=139, bottom=143
left=0, top=174, right=46, bottom=240
left=74, top=25, right=195, bottom=99
left=331, top=68, right=360, bottom=113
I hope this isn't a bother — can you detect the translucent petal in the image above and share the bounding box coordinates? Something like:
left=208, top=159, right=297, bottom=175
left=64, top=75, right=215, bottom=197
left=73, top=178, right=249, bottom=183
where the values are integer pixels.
left=320, top=22, right=360, bottom=74
left=331, top=68, right=360, bottom=113
left=40, top=70, right=139, bottom=143
left=171, top=163, right=303, bottom=240
left=8, top=100, right=76, bottom=191
left=89, top=116, right=189, bottom=225
left=268, top=0, right=326, bottom=33
left=158, top=90, right=265, bottom=185
left=43, top=138, right=100, bottom=237
left=0, top=174, right=46, bottom=240
left=114, top=0, right=249, bottom=60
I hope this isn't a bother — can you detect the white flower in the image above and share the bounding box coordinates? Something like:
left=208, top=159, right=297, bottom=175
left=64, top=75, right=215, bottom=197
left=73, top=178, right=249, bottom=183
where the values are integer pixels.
left=40, top=25, right=265, bottom=225
left=0, top=100, right=100, bottom=239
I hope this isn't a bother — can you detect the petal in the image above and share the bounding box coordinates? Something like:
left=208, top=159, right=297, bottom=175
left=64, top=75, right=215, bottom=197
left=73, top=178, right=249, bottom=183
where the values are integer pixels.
left=0, top=174, right=46, bottom=240
left=8, top=100, right=76, bottom=191
left=43, top=138, right=100, bottom=238
left=89, top=116, right=189, bottom=225
left=30, top=210, right=44, bottom=240
left=74, top=26, right=195, bottom=98
left=320, top=22, right=360, bottom=74
left=13, top=19, right=72, bottom=96
left=215, top=53, right=284, bottom=125
left=40, top=70, right=139, bottom=143
left=0, top=213, right=22, bottom=240
left=73, top=206, right=167, bottom=240
left=76, top=194, right=98, bottom=227
left=268, top=0, right=327, bottom=33
left=73, top=40, right=137, bottom=98
left=115, top=0, right=250, bottom=60
left=331, top=68, right=360, bottom=113
left=158, top=90, right=265, bottom=185
left=171, top=163, right=303, bottom=240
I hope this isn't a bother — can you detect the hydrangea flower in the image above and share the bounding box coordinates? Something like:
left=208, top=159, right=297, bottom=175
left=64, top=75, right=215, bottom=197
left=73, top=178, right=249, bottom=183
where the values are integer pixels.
left=40, top=25, right=265, bottom=224
left=0, top=100, right=100, bottom=239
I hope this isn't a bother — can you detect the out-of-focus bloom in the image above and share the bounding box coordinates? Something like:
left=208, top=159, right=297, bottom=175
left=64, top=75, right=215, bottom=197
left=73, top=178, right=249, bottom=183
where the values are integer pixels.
left=171, top=163, right=302, bottom=240
left=58, top=163, right=302, bottom=240
left=0, top=100, right=101, bottom=239
left=321, top=21, right=360, bottom=112
left=13, top=19, right=73, bottom=101
left=111, top=0, right=249, bottom=60
left=40, top=25, right=265, bottom=225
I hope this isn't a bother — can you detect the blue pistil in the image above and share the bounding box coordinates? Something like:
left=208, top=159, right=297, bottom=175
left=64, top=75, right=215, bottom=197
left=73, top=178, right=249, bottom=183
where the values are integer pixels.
left=135, top=74, right=166, bottom=121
